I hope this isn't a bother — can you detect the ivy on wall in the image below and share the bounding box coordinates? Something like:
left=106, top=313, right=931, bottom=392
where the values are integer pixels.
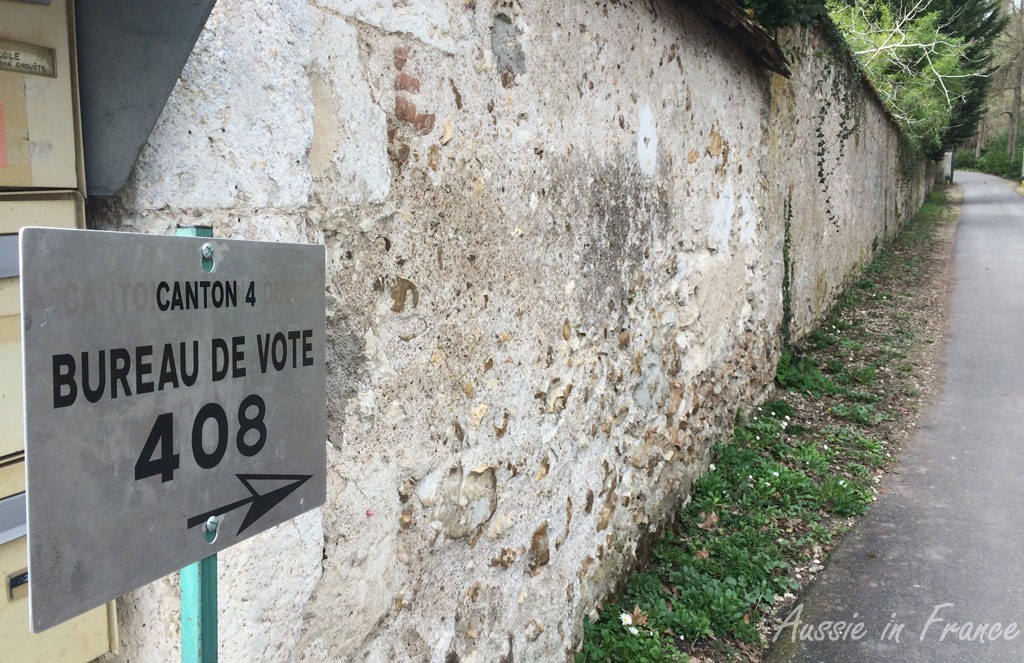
left=781, top=191, right=795, bottom=345
left=740, top=0, right=826, bottom=31
left=738, top=2, right=862, bottom=231
left=813, top=31, right=864, bottom=230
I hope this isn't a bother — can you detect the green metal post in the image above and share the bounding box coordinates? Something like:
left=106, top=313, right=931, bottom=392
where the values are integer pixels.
left=181, top=554, right=218, bottom=662
left=177, top=225, right=218, bottom=663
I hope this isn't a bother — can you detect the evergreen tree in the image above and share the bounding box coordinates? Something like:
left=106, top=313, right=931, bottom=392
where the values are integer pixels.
left=743, top=0, right=1006, bottom=157
left=830, top=0, right=1006, bottom=158
left=899, top=0, right=1008, bottom=151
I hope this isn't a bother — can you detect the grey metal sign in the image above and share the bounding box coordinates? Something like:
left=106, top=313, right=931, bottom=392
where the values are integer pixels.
left=20, top=228, right=326, bottom=632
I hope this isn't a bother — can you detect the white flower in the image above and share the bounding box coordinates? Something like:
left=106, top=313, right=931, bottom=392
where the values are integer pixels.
left=628, top=626, right=640, bottom=636
left=709, top=463, right=716, bottom=471
left=756, top=436, right=761, bottom=441
left=772, top=471, right=779, bottom=477
left=748, top=475, right=753, bottom=480
left=620, top=612, right=632, bottom=626
left=823, top=444, right=830, bottom=451
left=839, top=480, right=846, bottom=486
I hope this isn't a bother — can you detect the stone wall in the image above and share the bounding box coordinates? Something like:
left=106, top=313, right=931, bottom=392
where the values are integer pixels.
left=90, top=2, right=932, bottom=661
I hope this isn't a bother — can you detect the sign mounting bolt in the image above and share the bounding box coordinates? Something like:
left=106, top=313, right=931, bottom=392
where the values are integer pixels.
left=201, top=243, right=214, bottom=260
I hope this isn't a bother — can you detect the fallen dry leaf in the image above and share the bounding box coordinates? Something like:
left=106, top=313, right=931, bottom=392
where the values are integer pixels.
left=698, top=511, right=719, bottom=531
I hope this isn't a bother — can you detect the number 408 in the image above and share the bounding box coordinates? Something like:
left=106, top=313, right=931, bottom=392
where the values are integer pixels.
left=135, top=394, right=268, bottom=483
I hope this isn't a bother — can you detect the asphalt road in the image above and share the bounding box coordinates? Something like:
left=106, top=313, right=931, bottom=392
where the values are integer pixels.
left=764, top=171, right=1024, bottom=662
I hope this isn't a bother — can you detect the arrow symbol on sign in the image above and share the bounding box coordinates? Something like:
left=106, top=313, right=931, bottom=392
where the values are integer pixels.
left=186, top=474, right=313, bottom=536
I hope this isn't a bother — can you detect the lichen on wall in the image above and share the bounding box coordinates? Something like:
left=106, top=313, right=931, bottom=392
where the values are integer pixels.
left=89, top=1, right=932, bottom=661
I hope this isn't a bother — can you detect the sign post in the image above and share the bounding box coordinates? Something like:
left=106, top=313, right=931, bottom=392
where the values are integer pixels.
left=180, top=529, right=217, bottom=663
left=176, top=226, right=218, bottom=663
left=181, top=526, right=217, bottom=662
left=19, top=227, right=327, bottom=637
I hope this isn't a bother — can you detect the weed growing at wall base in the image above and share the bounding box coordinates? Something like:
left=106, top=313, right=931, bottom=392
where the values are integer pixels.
left=577, top=404, right=884, bottom=662
left=577, top=189, right=955, bottom=661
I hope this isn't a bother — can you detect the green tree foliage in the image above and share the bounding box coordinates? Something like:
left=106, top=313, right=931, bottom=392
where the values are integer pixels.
left=986, top=5, right=1024, bottom=158
left=898, top=0, right=1008, bottom=147
left=828, top=0, right=1002, bottom=158
left=970, top=130, right=1019, bottom=177
left=738, top=0, right=1004, bottom=157
left=970, top=129, right=1023, bottom=178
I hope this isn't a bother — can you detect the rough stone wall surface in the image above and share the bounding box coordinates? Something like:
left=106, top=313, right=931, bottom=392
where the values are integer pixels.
left=89, top=2, right=932, bottom=661
left=768, top=27, right=935, bottom=338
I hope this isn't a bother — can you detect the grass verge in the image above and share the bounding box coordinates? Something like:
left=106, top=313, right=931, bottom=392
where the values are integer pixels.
left=577, top=188, right=957, bottom=662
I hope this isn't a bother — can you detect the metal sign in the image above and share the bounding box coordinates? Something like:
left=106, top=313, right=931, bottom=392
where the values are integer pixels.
left=0, top=38, right=56, bottom=77
left=19, top=228, right=326, bottom=632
